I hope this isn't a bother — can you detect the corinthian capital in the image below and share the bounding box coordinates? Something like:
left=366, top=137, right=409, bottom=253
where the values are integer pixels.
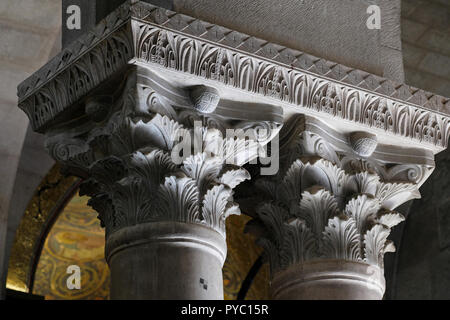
left=16, top=1, right=450, bottom=300
left=43, top=66, right=282, bottom=237
left=243, top=115, right=434, bottom=297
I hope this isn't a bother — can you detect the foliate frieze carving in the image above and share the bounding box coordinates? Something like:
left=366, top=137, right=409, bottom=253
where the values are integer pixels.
left=47, top=70, right=281, bottom=237
left=132, top=21, right=450, bottom=149
left=21, top=21, right=134, bottom=133
left=18, top=2, right=450, bottom=148
left=125, top=3, right=449, bottom=114
left=18, top=1, right=133, bottom=99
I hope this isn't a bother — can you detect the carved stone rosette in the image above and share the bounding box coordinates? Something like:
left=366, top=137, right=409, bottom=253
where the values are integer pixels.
left=43, top=66, right=282, bottom=299
left=245, top=115, right=432, bottom=300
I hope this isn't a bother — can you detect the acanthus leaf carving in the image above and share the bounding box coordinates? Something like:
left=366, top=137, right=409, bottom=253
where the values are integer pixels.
left=182, top=153, right=223, bottom=196
left=322, top=215, right=361, bottom=261
left=218, top=165, right=251, bottom=189
left=157, top=176, right=200, bottom=224
left=202, top=184, right=237, bottom=236
left=45, top=68, right=281, bottom=238
left=363, top=224, right=392, bottom=268
left=245, top=116, right=422, bottom=275
left=376, top=182, right=421, bottom=210
left=375, top=209, right=405, bottom=229
left=298, top=188, right=339, bottom=241
left=344, top=195, right=381, bottom=237
left=128, top=150, right=178, bottom=189
left=280, top=219, right=317, bottom=271
left=112, top=176, right=153, bottom=228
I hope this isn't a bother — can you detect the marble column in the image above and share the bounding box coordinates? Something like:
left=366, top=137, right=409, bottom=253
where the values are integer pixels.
left=243, top=115, right=435, bottom=300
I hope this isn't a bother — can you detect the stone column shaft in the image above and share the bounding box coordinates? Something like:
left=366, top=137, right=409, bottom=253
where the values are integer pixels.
left=271, top=260, right=385, bottom=300
left=107, top=222, right=226, bottom=299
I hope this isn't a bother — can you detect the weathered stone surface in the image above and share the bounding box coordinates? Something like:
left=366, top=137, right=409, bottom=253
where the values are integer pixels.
left=407, top=0, right=450, bottom=29
left=437, top=199, right=450, bottom=250
left=419, top=52, right=450, bottom=78
left=0, top=65, right=29, bottom=104
left=1, top=0, right=450, bottom=301
left=62, top=0, right=158, bottom=48
left=401, top=18, right=427, bottom=43
left=405, top=67, right=450, bottom=97
left=401, top=0, right=450, bottom=97
left=391, top=148, right=450, bottom=299
left=0, top=26, right=44, bottom=61
left=0, top=0, right=61, bottom=31
left=419, top=29, right=450, bottom=56
left=17, top=1, right=450, bottom=152
left=402, top=43, right=427, bottom=66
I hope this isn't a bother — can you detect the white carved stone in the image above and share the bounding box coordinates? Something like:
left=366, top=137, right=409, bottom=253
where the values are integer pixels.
left=349, top=132, right=378, bottom=157
left=38, top=65, right=282, bottom=300
left=271, top=260, right=385, bottom=300
left=16, top=1, right=450, bottom=300
left=189, top=85, right=220, bottom=114
left=245, top=115, right=431, bottom=300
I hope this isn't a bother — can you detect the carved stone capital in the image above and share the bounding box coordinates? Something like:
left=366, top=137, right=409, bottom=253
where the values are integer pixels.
left=43, top=67, right=282, bottom=238
left=15, top=0, right=450, bottom=300
left=244, top=115, right=432, bottom=298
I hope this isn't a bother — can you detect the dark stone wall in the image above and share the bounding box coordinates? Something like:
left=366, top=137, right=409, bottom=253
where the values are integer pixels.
left=390, top=149, right=450, bottom=299
left=62, top=0, right=171, bottom=48
left=62, top=0, right=126, bottom=48
left=402, top=0, right=450, bottom=97
left=386, top=0, right=450, bottom=300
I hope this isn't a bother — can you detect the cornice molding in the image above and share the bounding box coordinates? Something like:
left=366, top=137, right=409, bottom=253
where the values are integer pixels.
left=17, top=1, right=450, bottom=150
